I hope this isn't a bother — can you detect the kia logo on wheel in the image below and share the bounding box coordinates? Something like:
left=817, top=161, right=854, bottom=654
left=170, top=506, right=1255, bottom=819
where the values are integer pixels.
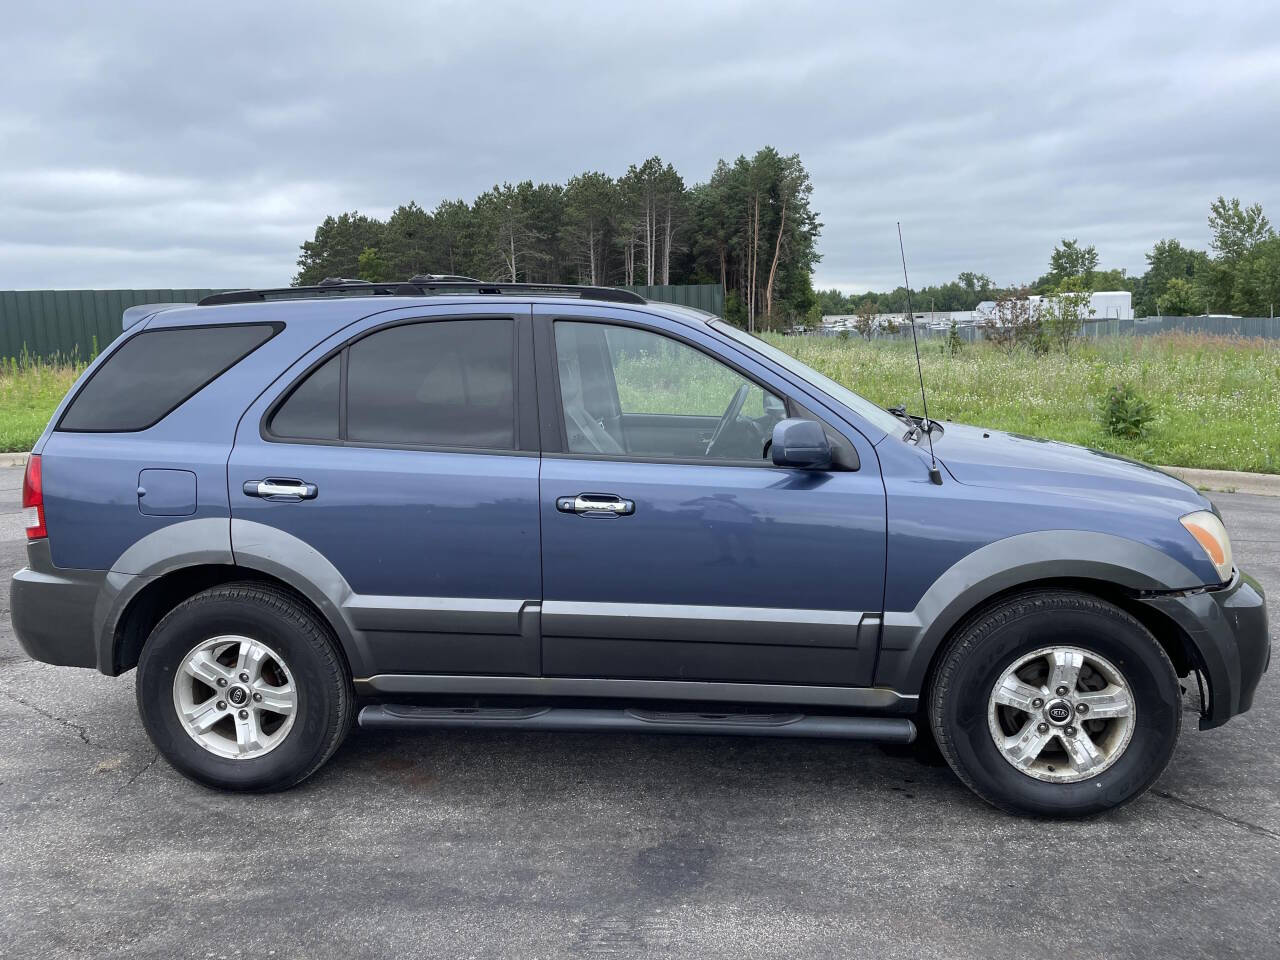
left=1047, top=701, right=1072, bottom=723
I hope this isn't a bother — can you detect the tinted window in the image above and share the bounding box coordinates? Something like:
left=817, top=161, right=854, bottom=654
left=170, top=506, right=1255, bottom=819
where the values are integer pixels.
left=59, top=324, right=276, bottom=432
left=346, top=319, right=515, bottom=448
left=269, top=354, right=340, bottom=440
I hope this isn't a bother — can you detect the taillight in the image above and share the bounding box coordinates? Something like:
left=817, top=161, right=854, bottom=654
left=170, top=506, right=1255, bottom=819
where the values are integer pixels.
left=22, top=454, right=46, bottom=540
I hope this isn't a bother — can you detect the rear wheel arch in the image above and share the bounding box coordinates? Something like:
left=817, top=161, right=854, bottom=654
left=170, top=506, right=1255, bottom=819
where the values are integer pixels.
left=109, top=563, right=364, bottom=678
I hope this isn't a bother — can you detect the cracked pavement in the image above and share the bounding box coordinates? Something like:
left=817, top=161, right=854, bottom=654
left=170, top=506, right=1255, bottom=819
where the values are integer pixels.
left=0, top=465, right=1276, bottom=960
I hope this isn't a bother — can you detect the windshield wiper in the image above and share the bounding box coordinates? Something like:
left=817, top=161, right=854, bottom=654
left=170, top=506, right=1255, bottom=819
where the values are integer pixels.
left=888, top=403, right=921, bottom=442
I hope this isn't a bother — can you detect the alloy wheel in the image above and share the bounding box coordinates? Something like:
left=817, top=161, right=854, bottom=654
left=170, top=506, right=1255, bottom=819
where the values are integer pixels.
left=172, top=635, right=298, bottom=760
left=987, top=646, right=1136, bottom=783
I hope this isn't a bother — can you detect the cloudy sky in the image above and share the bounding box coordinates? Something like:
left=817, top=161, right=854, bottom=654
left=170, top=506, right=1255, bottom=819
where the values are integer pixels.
left=2, top=1, right=1277, bottom=292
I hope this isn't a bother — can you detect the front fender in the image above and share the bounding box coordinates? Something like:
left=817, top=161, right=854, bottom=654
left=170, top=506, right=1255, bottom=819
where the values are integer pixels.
left=873, top=530, right=1203, bottom=699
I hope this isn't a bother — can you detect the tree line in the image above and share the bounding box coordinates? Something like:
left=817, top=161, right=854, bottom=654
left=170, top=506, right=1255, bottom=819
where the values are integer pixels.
left=817, top=196, right=1280, bottom=320
left=294, top=147, right=821, bottom=331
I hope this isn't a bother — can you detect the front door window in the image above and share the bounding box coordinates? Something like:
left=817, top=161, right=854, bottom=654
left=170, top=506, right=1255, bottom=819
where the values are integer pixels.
left=554, top=321, right=785, bottom=461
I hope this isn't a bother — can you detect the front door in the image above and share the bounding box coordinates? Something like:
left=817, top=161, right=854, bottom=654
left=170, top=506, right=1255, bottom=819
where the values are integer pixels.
left=534, top=307, right=887, bottom=687
left=229, top=305, right=542, bottom=678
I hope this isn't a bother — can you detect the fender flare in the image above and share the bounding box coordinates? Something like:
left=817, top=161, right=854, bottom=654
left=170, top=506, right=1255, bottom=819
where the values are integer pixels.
left=873, top=530, right=1204, bottom=697
left=95, top=518, right=373, bottom=677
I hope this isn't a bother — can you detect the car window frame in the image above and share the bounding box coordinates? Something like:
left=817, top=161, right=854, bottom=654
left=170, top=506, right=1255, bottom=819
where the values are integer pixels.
left=261, top=313, right=536, bottom=456
left=538, top=313, right=843, bottom=470
left=56, top=321, right=283, bottom=434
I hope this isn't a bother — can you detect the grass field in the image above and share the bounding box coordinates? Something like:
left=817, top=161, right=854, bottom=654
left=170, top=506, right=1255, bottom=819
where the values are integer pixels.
left=0, top=333, right=1275, bottom=474
left=769, top=333, right=1279, bottom=475
left=0, top=360, right=81, bottom=454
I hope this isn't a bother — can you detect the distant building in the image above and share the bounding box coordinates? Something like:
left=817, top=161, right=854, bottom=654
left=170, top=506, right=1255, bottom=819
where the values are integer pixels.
left=1030, top=290, right=1133, bottom=321
left=820, top=290, right=1134, bottom=335
left=978, top=291, right=1133, bottom=324
left=821, top=310, right=980, bottom=333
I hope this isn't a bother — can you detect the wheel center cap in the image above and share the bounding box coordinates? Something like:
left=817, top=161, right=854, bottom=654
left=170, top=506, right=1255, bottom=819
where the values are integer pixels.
left=1045, top=698, right=1073, bottom=725
left=227, top=686, right=249, bottom=707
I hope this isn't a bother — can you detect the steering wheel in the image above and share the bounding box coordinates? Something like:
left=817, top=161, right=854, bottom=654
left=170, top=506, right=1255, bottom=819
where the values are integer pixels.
left=705, top=384, right=750, bottom=457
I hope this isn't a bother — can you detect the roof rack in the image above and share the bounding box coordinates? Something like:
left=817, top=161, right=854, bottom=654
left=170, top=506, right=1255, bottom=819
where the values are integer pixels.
left=197, top=279, right=647, bottom=307
left=408, top=273, right=481, bottom=283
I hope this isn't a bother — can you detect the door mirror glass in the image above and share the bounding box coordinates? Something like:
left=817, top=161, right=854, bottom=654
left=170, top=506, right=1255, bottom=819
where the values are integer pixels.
left=771, top=419, right=831, bottom=470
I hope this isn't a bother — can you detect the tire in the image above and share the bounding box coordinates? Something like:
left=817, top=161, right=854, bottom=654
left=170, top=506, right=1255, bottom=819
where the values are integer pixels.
left=136, top=582, right=354, bottom=792
left=929, top=589, right=1181, bottom=817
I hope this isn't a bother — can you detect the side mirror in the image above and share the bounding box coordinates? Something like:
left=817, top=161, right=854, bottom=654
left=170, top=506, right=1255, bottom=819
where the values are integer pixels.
left=771, top=418, right=831, bottom=470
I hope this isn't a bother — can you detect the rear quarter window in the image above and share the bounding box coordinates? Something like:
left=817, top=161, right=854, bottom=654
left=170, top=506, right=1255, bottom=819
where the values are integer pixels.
left=58, top=323, right=279, bottom=432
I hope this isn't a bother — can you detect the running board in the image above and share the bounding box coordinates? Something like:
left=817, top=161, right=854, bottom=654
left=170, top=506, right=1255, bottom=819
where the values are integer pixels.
left=358, top=704, right=916, bottom=743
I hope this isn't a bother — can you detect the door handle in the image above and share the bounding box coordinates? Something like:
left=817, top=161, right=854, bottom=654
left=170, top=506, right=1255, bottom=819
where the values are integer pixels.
left=556, top=494, right=635, bottom=516
left=243, top=479, right=318, bottom=501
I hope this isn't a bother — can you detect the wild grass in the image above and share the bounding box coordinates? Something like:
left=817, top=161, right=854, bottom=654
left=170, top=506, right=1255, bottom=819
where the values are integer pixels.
left=767, top=332, right=1279, bottom=474
left=0, top=353, right=84, bottom=452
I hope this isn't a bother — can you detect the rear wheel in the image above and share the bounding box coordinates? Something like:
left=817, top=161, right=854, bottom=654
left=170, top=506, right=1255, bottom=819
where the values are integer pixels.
left=930, top=590, right=1181, bottom=816
left=136, top=582, right=353, bottom=791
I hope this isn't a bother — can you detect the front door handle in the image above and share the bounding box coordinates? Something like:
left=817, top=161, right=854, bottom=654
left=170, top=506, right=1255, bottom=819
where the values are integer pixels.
left=556, top=493, right=635, bottom=517
left=243, top=478, right=318, bottom=501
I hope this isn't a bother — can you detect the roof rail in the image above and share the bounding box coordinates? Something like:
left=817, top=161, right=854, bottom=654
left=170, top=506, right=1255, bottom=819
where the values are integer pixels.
left=197, top=280, right=648, bottom=307
left=408, top=273, right=481, bottom=283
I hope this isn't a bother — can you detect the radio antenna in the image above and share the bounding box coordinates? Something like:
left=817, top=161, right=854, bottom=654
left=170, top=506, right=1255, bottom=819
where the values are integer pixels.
left=897, top=222, right=943, bottom=485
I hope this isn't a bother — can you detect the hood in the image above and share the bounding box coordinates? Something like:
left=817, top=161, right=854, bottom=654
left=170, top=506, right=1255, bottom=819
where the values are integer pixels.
left=933, top=422, right=1207, bottom=510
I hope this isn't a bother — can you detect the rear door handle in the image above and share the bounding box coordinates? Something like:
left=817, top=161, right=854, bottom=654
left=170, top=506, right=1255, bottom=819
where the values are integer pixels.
left=556, top=494, right=635, bottom=517
left=243, top=478, right=318, bottom=501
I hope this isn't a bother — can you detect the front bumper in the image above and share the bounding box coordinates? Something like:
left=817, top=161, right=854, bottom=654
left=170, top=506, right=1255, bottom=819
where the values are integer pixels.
left=10, top=539, right=105, bottom=670
left=1140, top=568, right=1270, bottom=729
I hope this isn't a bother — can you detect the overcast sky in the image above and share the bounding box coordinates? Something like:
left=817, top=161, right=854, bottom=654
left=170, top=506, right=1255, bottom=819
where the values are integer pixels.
left=2, top=1, right=1277, bottom=293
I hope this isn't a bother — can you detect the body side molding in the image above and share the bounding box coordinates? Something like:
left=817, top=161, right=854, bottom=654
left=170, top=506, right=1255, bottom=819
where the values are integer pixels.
left=541, top=599, right=864, bottom=647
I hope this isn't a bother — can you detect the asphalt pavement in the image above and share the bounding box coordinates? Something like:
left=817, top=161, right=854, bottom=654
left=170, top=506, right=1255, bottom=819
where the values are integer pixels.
left=0, top=464, right=1276, bottom=960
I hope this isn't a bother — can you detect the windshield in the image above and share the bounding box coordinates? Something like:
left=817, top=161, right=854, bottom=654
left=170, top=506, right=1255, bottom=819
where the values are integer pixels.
left=710, top=321, right=906, bottom=438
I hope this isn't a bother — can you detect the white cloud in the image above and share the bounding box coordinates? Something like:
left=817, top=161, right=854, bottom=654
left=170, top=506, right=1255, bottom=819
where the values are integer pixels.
left=1, top=0, right=1278, bottom=290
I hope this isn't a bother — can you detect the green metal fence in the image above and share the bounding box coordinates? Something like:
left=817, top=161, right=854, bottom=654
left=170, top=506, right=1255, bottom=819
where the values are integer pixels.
left=0, top=289, right=224, bottom=361
left=0, top=284, right=726, bottom=361
left=622, top=284, right=724, bottom=316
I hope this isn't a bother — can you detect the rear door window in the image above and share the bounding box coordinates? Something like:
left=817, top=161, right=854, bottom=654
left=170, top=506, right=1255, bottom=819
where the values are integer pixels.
left=269, top=318, right=518, bottom=450
left=58, top=324, right=277, bottom=432
left=346, top=319, right=515, bottom=448
left=268, top=354, right=340, bottom=441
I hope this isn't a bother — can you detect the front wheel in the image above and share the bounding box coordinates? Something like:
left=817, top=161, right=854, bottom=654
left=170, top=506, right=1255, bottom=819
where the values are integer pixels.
left=136, top=582, right=354, bottom=792
left=929, top=590, right=1182, bottom=817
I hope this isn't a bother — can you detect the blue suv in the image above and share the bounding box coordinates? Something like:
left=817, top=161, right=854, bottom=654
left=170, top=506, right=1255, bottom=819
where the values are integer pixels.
left=11, top=280, right=1269, bottom=815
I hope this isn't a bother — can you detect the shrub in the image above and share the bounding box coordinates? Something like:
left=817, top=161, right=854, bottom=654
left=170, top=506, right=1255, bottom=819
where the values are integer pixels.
left=1098, top=383, right=1154, bottom=439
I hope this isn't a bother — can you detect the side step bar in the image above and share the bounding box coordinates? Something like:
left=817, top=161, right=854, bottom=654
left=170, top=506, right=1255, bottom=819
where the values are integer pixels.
left=358, top=704, right=916, bottom=743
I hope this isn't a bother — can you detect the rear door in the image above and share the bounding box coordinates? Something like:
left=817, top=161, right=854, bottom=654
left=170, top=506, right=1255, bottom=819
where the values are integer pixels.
left=534, top=305, right=887, bottom=688
left=228, top=303, right=542, bottom=678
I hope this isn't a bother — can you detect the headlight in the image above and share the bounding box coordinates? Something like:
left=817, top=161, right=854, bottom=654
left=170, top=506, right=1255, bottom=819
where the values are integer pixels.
left=1180, top=510, right=1233, bottom=583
